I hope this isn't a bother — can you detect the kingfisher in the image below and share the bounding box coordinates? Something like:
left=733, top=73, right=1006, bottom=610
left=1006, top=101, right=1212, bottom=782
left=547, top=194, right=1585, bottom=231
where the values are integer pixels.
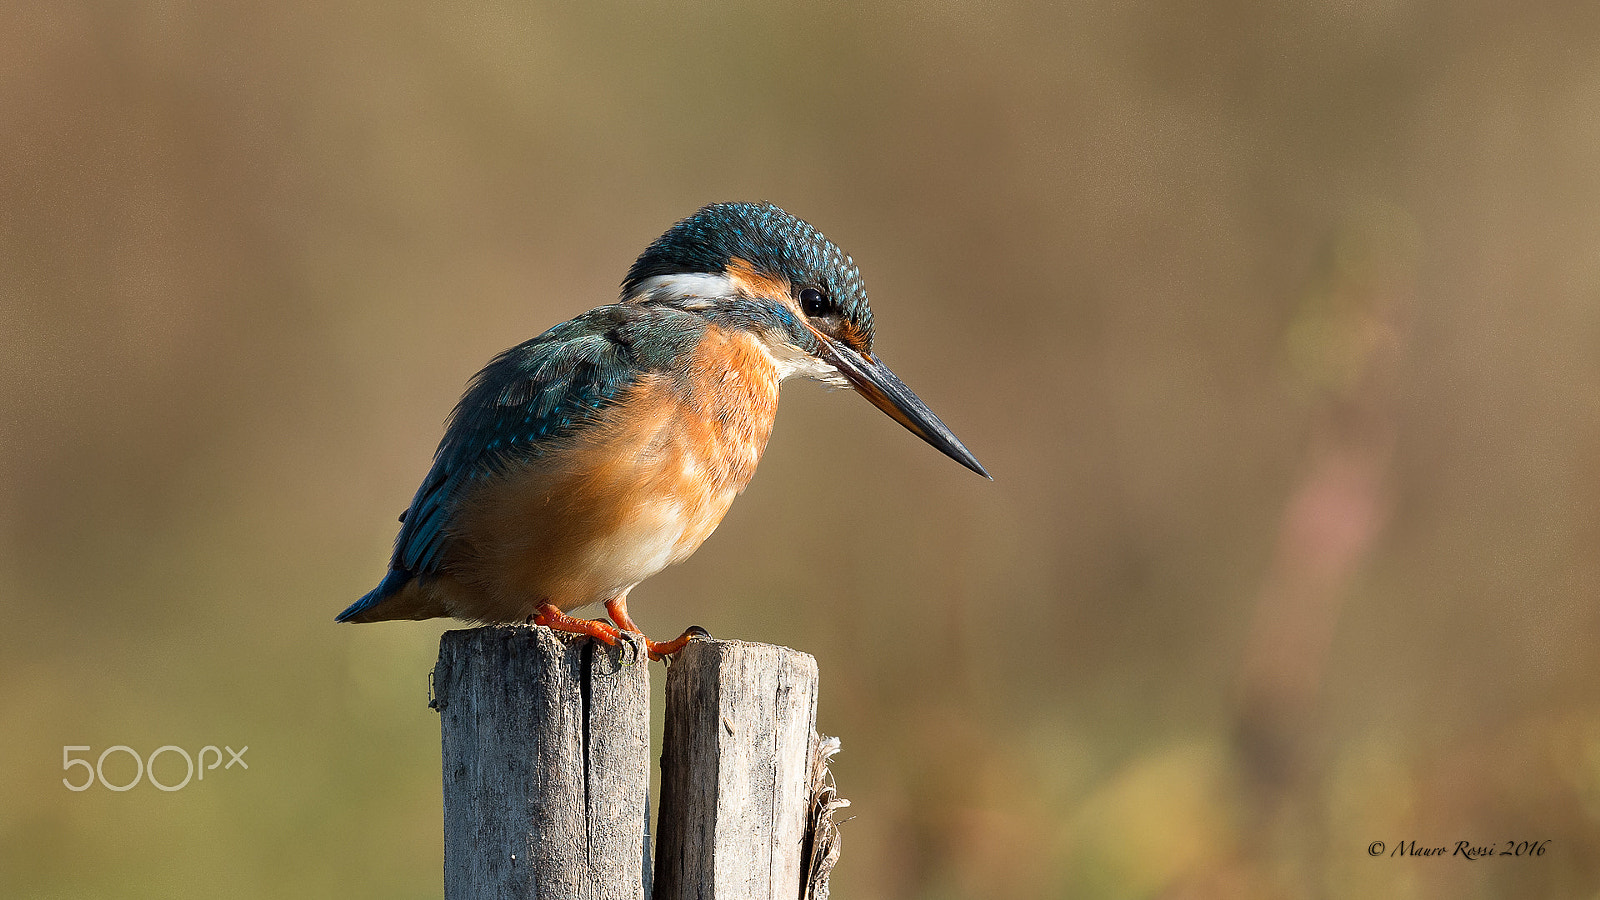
left=337, top=202, right=989, bottom=658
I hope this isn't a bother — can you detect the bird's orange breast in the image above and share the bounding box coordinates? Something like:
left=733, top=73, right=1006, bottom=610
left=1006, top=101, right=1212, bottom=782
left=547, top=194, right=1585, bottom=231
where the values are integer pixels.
left=434, top=324, right=783, bottom=621
left=575, top=322, right=782, bottom=561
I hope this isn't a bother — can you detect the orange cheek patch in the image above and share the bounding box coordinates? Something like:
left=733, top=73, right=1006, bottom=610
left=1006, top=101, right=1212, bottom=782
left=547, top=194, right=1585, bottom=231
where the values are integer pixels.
left=726, top=257, right=793, bottom=305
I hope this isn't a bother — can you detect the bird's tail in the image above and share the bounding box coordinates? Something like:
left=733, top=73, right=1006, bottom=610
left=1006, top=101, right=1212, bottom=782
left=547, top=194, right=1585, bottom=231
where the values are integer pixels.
left=335, top=570, right=412, bottom=623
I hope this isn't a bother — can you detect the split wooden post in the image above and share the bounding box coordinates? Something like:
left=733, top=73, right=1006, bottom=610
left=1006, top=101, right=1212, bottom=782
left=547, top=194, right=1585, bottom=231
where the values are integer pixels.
left=653, top=638, right=821, bottom=900
left=433, top=626, right=651, bottom=900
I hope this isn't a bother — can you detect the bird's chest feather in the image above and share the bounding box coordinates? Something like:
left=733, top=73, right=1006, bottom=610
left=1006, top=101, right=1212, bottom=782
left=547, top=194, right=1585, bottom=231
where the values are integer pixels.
left=592, top=325, right=781, bottom=548
left=552, top=325, right=782, bottom=587
left=449, top=326, right=781, bottom=607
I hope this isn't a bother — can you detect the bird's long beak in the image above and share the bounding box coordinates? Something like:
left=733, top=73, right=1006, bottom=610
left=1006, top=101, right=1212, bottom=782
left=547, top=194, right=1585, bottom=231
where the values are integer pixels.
left=815, top=339, right=991, bottom=479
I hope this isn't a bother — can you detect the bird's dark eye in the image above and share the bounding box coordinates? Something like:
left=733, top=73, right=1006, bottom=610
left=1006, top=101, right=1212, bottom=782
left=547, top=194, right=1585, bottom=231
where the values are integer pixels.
left=799, top=287, right=829, bottom=317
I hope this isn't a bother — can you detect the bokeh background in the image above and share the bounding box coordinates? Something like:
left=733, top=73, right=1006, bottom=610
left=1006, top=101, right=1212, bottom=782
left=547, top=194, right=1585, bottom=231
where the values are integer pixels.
left=4, top=2, right=1600, bottom=897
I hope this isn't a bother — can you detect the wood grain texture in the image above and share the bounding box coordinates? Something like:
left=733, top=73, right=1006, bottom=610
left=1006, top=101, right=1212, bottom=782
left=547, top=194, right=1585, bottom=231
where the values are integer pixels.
left=434, top=626, right=650, bottom=900
left=653, top=638, right=820, bottom=900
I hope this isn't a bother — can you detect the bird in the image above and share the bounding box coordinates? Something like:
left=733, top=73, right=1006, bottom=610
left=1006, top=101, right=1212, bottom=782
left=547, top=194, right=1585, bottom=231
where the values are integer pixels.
left=337, top=202, right=989, bottom=659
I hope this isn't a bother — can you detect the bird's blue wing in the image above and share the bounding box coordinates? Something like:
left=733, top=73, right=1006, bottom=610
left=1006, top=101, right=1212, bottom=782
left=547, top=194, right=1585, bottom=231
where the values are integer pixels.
left=390, top=304, right=703, bottom=577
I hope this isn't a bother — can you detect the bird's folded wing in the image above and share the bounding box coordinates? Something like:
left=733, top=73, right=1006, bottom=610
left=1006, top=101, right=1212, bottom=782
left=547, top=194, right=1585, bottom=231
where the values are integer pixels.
left=391, top=305, right=703, bottom=575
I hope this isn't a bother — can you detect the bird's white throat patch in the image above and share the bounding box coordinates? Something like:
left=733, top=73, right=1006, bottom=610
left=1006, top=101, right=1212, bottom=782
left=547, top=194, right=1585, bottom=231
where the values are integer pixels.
left=759, top=339, right=849, bottom=386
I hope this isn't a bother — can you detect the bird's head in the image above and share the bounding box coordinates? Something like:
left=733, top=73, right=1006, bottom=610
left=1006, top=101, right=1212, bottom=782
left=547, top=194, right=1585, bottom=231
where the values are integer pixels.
left=622, top=202, right=989, bottom=478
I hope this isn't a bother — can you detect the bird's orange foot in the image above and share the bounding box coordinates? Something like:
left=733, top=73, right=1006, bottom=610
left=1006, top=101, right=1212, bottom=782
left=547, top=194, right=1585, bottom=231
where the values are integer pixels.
left=604, top=598, right=708, bottom=661
left=533, top=602, right=623, bottom=646
left=640, top=626, right=707, bottom=661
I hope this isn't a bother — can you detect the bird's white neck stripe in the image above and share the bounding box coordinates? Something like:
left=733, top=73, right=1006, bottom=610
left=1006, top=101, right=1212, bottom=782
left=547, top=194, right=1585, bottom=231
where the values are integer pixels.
left=623, top=273, right=737, bottom=307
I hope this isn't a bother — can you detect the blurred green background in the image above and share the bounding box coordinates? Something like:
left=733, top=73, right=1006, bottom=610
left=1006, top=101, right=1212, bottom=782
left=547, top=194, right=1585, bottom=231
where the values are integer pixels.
left=4, top=1, right=1600, bottom=897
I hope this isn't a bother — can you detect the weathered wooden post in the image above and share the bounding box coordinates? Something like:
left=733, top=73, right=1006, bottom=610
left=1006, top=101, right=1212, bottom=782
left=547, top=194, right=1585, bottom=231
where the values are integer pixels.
left=433, top=626, right=651, bottom=900
left=653, top=638, right=831, bottom=900
left=433, top=629, right=844, bottom=900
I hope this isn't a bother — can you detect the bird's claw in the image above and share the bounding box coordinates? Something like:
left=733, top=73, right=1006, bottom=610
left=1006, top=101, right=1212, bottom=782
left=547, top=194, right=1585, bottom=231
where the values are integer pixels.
left=614, top=632, right=641, bottom=666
